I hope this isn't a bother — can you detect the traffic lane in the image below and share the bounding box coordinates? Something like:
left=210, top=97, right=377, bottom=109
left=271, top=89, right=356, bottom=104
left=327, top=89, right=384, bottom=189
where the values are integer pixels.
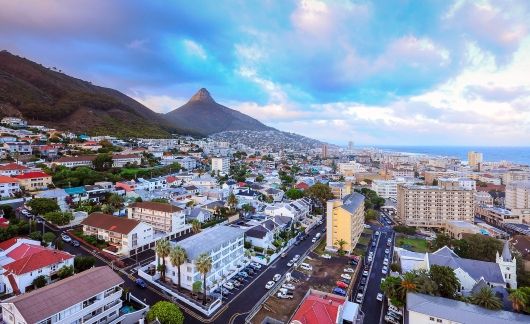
left=362, top=231, right=388, bottom=323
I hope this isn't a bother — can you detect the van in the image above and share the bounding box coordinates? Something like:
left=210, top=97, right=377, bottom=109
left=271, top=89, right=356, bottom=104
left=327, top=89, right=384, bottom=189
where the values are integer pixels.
left=315, top=233, right=321, bottom=239
left=300, top=263, right=313, bottom=271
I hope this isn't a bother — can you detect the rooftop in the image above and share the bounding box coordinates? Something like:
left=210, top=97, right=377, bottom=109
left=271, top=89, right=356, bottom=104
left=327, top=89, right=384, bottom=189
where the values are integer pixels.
left=172, top=225, right=245, bottom=260
left=81, top=212, right=141, bottom=234
left=131, top=201, right=183, bottom=213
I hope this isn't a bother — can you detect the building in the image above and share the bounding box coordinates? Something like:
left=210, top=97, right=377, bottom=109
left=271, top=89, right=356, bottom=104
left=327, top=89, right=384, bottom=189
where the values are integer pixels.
left=159, top=225, right=246, bottom=292
left=3, top=142, right=31, bottom=155
left=503, top=170, right=530, bottom=185
left=289, top=289, right=361, bottom=324
left=13, top=171, right=52, bottom=191
left=328, top=181, right=352, bottom=199
left=321, top=144, right=328, bottom=158
left=211, top=156, right=230, bottom=175
left=468, top=151, right=483, bottom=169
left=128, top=201, right=190, bottom=238
left=111, top=154, right=141, bottom=167
left=505, top=180, right=530, bottom=212
left=371, top=178, right=414, bottom=200
left=438, top=177, right=476, bottom=191
left=475, top=191, right=494, bottom=207
left=0, top=176, right=20, bottom=198
left=0, top=266, right=147, bottom=324
left=406, top=292, right=530, bottom=324
left=476, top=205, right=522, bottom=225
left=54, top=156, right=95, bottom=168
left=444, top=220, right=482, bottom=239
left=81, top=213, right=154, bottom=256
left=326, top=193, right=365, bottom=253
left=0, top=163, right=29, bottom=176
left=396, top=184, right=474, bottom=229
left=337, top=161, right=365, bottom=176
left=0, top=117, right=27, bottom=128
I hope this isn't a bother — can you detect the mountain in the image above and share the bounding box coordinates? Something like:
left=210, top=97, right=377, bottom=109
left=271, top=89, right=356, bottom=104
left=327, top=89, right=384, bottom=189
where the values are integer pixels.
left=0, top=50, right=195, bottom=138
left=164, top=88, right=274, bottom=135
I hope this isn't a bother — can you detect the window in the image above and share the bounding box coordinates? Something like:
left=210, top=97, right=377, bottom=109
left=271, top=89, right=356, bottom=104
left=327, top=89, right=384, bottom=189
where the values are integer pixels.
left=429, top=317, right=435, bottom=321
left=437, top=320, right=442, bottom=323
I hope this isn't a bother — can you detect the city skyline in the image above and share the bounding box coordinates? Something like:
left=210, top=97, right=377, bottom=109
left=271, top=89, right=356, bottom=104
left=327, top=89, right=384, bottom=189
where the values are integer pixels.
left=1, top=0, right=530, bottom=146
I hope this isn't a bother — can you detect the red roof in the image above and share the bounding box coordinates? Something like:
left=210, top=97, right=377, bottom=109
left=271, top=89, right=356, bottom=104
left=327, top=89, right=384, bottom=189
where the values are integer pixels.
left=5, top=245, right=73, bottom=275
left=0, top=217, right=9, bottom=228
left=291, top=293, right=344, bottom=324
left=0, top=163, right=28, bottom=171
left=0, top=175, right=17, bottom=183
left=0, top=237, right=20, bottom=251
left=13, top=171, right=51, bottom=179
left=296, top=182, right=310, bottom=190
left=166, top=176, right=177, bottom=183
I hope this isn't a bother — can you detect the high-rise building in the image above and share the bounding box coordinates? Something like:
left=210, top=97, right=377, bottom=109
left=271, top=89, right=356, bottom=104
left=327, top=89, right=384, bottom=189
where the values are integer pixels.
left=505, top=180, right=530, bottom=211
left=348, top=141, right=354, bottom=151
left=326, top=193, right=365, bottom=252
left=322, top=144, right=329, bottom=158
left=468, top=151, right=483, bottom=169
left=397, top=183, right=474, bottom=228
left=211, top=156, right=230, bottom=175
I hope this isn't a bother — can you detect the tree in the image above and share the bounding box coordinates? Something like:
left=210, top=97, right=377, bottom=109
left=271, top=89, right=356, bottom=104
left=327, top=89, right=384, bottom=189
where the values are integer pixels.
left=42, top=232, right=56, bottom=245
left=227, top=193, right=238, bottom=212
left=393, top=225, right=417, bottom=235
left=432, top=233, right=453, bottom=251
left=429, top=265, right=460, bottom=298
left=29, top=231, right=42, bottom=241
left=57, top=265, right=74, bottom=279
left=27, top=198, right=59, bottom=215
left=364, top=209, right=378, bottom=222
left=169, top=245, right=187, bottom=291
left=43, top=211, right=73, bottom=226
left=196, top=253, right=213, bottom=305
left=509, top=288, right=529, bottom=312
left=380, top=276, right=402, bottom=306
left=155, top=240, right=171, bottom=281
left=454, top=234, right=503, bottom=262
left=470, top=286, right=503, bottom=310
left=413, top=269, right=439, bottom=296
left=107, top=193, right=124, bottom=210
left=191, top=219, right=201, bottom=234
left=151, top=198, right=169, bottom=203
left=74, top=255, right=96, bottom=273
left=306, top=183, right=334, bottom=205
left=146, top=301, right=185, bottom=324
left=397, top=272, right=418, bottom=301
left=335, top=239, right=347, bottom=253
left=285, top=188, right=304, bottom=200
left=255, top=174, right=264, bottom=182
left=241, top=203, right=255, bottom=214
left=192, top=280, right=202, bottom=296
left=390, top=262, right=401, bottom=273
left=92, top=153, right=113, bottom=171
left=32, top=275, right=47, bottom=289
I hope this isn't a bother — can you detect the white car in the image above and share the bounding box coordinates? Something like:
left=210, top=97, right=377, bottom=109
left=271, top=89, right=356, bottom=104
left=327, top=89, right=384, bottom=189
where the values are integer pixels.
left=343, top=268, right=355, bottom=273
left=282, top=283, right=295, bottom=290
left=377, top=293, right=383, bottom=301
left=287, top=260, right=294, bottom=267
left=277, top=292, right=293, bottom=299
left=363, top=270, right=369, bottom=277
left=265, top=281, right=275, bottom=289
left=273, top=274, right=281, bottom=281
left=250, top=262, right=262, bottom=269
left=383, top=258, right=389, bottom=266
left=363, top=224, right=371, bottom=229
left=355, top=293, right=363, bottom=303
left=382, top=266, right=388, bottom=275
left=311, top=238, right=317, bottom=243
left=341, top=273, right=352, bottom=280
left=61, top=234, right=72, bottom=243
left=293, top=255, right=300, bottom=261
left=388, top=305, right=403, bottom=315
left=385, top=248, right=390, bottom=254
left=223, top=282, right=234, bottom=290
left=300, top=263, right=313, bottom=271
left=322, top=254, right=332, bottom=259
left=368, top=255, right=373, bottom=262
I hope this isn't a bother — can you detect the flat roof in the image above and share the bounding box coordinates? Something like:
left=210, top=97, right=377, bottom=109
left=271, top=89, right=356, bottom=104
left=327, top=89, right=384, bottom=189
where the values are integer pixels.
left=172, top=225, right=245, bottom=260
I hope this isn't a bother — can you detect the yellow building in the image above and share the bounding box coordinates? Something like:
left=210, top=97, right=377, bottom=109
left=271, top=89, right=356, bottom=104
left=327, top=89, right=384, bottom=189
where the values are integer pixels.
left=326, top=193, right=365, bottom=253
left=13, top=171, right=52, bottom=191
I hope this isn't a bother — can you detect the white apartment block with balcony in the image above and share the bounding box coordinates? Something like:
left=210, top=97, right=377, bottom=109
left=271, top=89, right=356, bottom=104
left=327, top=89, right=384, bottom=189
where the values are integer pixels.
left=506, top=181, right=530, bottom=211
left=211, top=157, right=230, bottom=175
left=371, top=177, right=415, bottom=199
left=158, top=225, right=246, bottom=293
left=128, top=201, right=191, bottom=238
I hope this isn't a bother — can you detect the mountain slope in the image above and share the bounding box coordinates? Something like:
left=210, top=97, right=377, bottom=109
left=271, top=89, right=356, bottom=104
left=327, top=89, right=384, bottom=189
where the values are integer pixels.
left=164, top=88, right=274, bottom=135
left=0, top=50, right=195, bottom=138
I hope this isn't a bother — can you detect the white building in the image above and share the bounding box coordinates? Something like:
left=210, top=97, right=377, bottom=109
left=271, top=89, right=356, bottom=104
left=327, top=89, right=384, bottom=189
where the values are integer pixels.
left=81, top=212, right=154, bottom=256
left=174, top=156, right=197, bottom=170
left=3, top=142, right=31, bottom=155
left=159, top=225, right=246, bottom=293
left=0, top=117, right=27, bottom=128
left=211, top=157, right=230, bottom=175
left=111, top=154, right=141, bottom=167
left=264, top=197, right=311, bottom=220
left=128, top=201, right=190, bottom=238
left=0, top=266, right=148, bottom=324
left=438, top=177, right=476, bottom=191
left=0, top=176, right=20, bottom=198
left=371, top=178, right=414, bottom=199
left=505, top=180, right=530, bottom=211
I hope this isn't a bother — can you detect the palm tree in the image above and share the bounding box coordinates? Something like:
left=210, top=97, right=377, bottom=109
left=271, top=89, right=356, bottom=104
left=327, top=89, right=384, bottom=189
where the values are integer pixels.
left=191, top=219, right=201, bottom=234
left=470, top=287, right=503, bottom=310
left=397, top=272, right=418, bottom=301
left=155, top=240, right=171, bottom=281
left=509, top=288, right=528, bottom=312
left=335, top=239, right=347, bottom=253
left=227, top=193, right=238, bottom=213
left=413, top=269, right=438, bottom=296
left=196, top=253, right=213, bottom=305
left=169, top=245, right=187, bottom=291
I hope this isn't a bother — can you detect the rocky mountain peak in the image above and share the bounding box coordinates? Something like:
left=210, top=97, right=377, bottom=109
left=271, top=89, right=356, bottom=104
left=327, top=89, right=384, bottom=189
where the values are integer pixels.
left=189, top=88, right=216, bottom=104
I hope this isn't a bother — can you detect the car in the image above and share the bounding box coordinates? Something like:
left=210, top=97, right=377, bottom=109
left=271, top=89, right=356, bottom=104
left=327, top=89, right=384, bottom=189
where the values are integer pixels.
left=282, top=283, right=295, bottom=290
left=387, top=311, right=402, bottom=320
left=377, top=293, right=384, bottom=301
left=321, top=228, right=326, bottom=233
left=359, top=284, right=365, bottom=291
left=388, top=305, right=403, bottom=315
left=223, top=282, right=235, bottom=290
left=231, top=280, right=241, bottom=287
left=277, top=292, right=293, bottom=299
left=336, top=281, right=348, bottom=289
left=340, top=278, right=351, bottom=284
left=311, top=238, right=317, bottom=243
left=372, top=241, right=376, bottom=247
left=383, top=258, right=389, bottom=266
left=281, top=252, right=288, bottom=258
left=35, top=218, right=43, bottom=224
left=61, top=234, right=72, bottom=243
left=322, top=253, right=332, bottom=259
left=70, top=240, right=80, bottom=247
left=385, top=248, right=390, bottom=254
left=355, top=293, right=363, bottom=303
left=300, top=263, right=313, bottom=271
left=265, top=281, right=275, bottom=289
left=362, top=270, right=368, bottom=277
left=341, top=273, right=351, bottom=280
left=332, top=287, right=346, bottom=296
left=238, top=271, right=249, bottom=277
left=364, top=265, right=370, bottom=271
left=384, top=315, right=400, bottom=324
left=382, top=266, right=388, bottom=274
left=273, top=274, right=281, bottom=281
left=387, top=241, right=392, bottom=247
left=234, top=277, right=245, bottom=283
left=293, top=255, right=300, bottom=261
left=287, top=260, right=294, bottom=267
left=135, top=278, right=147, bottom=288
left=368, top=255, right=373, bottom=262
left=246, top=268, right=255, bottom=275
left=375, top=231, right=380, bottom=236
left=250, top=262, right=262, bottom=269
left=360, top=277, right=367, bottom=285
left=363, top=224, right=371, bottom=229
left=343, top=267, right=355, bottom=273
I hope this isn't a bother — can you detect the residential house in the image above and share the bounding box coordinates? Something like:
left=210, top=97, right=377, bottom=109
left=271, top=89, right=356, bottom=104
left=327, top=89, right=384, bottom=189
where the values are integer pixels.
left=128, top=202, right=190, bottom=238
left=0, top=176, right=20, bottom=198
left=244, top=219, right=280, bottom=250
left=3, top=142, right=31, bottom=155
left=81, top=213, right=154, bottom=256
left=112, top=154, right=141, bottom=168
left=289, top=289, right=361, bottom=324
left=1, top=117, right=27, bottom=128
left=186, top=207, right=213, bottom=223
left=35, top=188, right=69, bottom=211
left=53, top=156, right=95, bottom=168
left=13, top=172, right=52, bottom=191
left=0, top=163, right=29, bottom=177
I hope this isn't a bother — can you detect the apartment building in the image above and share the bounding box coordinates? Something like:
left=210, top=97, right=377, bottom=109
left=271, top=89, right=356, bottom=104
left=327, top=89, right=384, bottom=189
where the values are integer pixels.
left=1, top=117, right=27, bottom=128
left=0, top=163, right=29, bottom=176
left=211, top=157, right=230, bottom=175
left=476, top=205, right=522, bottom=225
left=13, top=171, right=52, bottom=191
left=111, top=154, right=141, bottom=168
left=54, top=156, right=95, bottom=168
left=505, top=181, right=530, bottom=211
left=503, top=170, right=530, bottom=185
left=337, top=161, right=365, bottom=176
left=128, top=201, right=190, bottom=238
left=326, top=193, right=365, bottom=253
left=3, top=142, right=31, bottom=155
left=475, top=191, right=494, bottom=207
left=81, top=213, right=154, bottom=256
left=0, top=176, right=20, bottom=198
left=438, top=177, right=476, bottom=191
left=328, top=181, right=352, bottom=199
left=396, top=183, right=474, bottom=229
left=160, top=225, right=246, bottom=292
left=371, top=178, right=414, bottom=199
left=0, top=266, right=133, bottom=324
left=468, top=151, right=483, bottom=169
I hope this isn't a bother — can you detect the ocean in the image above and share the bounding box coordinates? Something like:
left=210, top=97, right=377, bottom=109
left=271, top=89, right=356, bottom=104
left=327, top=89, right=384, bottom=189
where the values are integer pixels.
left=370, top=146, right=530, bottom=166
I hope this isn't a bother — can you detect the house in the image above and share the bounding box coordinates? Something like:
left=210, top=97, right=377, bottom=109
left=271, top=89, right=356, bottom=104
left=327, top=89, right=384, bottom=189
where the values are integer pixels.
left=0, top=163, right=29, bottom=177
left=0, top=266, right=148, bottom=324
left=395, top=242, right=517, bottom=293
left=186, top=207, right=214, bottom=223
left=81, top=213, right=154, bottom=256
left=53, top=155, right=95, bottom=168
left=406, top=292, right=530, bottom=324
left=262, top=188, right=284, bottom=202
left=3, top=142, right=31, bottom=155
left=1, top=117, right=27, bottom=128
left=13, top=171, right=52, bottom=191
left=64, top=186, right=89, bottom=204
left=289, top=289, right=361, bottom=324
left=112, top=154, right=141, bottom=167
left=189, top=173, right=217, bottom=189
left=233, top=187, right=261, bottom=207
left=35, top=188, right=69, bottom=211
left=84, top=184, right=108, bottom=202
left=157, top=225, right=246, bottom=292
left=128, top=201, right=190, bottom=238
left=264, top=197, right=312, bottom=221
left=0, top=176, right=20, bottom=198
left=245, top=219, right=280, bottom=250
left=34, top=144, right=59, bottom=158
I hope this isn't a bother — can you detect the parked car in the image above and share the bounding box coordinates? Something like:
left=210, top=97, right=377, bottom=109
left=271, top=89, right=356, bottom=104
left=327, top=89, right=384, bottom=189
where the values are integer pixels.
left=341, top=273, right=352, bottom=280
left=322, top=253, right=332, bottom=259
left=362, top=270, right=369, bottom=277
left=388, top=305, right=403, bottom=316
left=265, top=281, right=275, bottom=289
left=340, top=278, right=351, bottom=284
left=238, top=271, right=249, bottom=278
left=387, top=310, right=402, bottom=321
left=364, top=224, right=371, bottom=229
left=368, top=255, right=373, bottom=262
left=360, top=277, right=367, bottom=285
left=231, top=280, right=241, bottom=287
left=382, top=266, right=388, bottom=275
left=282, top=283, right=295, bottom=290
left=293, top=255, right=300, bottom=261
left=311, top=237, right=317, bottom=243
left=70, top=240, right=80, bottom=247
left=135, top=278, right=147, bottom=288
left=277, top=292, right=293, bottom=299
left=355, top=293, right=363, bottom=303
left=300, top=263, right=313, bottom=271
left=223, top=282, right=235, bottom=290
left=343, top=267, right=355, bottom=273
left=385, top=248, right=390, bottom=254
left=377, top=293, right=383, bottom=301
left=384, top=315, right=400, bottom=324
left=332, top=287, right=346, bottom=296
left=273, top=274, right=281, bottom=281
left=234, top=277, right=245, bottom=283
left=349, top=260, right=358, bottom=266
left=61, top=234, right=72, bottom=243
left=375, top=231, right=380, bottom=236
left=281, top=252, right=288, bottom=258
left=336, top=281, right=348, bottom=289
left=383, top=258, right=389, bottom=266
left=250, top=262, right=262, bottom=269
left=287, top=260, right=294, bottom=267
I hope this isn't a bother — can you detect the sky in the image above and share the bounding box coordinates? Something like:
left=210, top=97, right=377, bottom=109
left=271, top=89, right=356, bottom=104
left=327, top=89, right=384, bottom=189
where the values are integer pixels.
left=1, top=0, right=530, bottom=146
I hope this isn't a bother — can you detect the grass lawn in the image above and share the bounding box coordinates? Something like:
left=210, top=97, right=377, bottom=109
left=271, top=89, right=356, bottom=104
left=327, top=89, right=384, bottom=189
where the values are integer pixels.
left=313, top=238, right=327, bottom=255
left=352, top=246, right=365, bottom=256
left=358, top=236, right=370, bottom=246
left=363, top=228, right=374, bottom=235
left=395, top=236, right=430, bottom=253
